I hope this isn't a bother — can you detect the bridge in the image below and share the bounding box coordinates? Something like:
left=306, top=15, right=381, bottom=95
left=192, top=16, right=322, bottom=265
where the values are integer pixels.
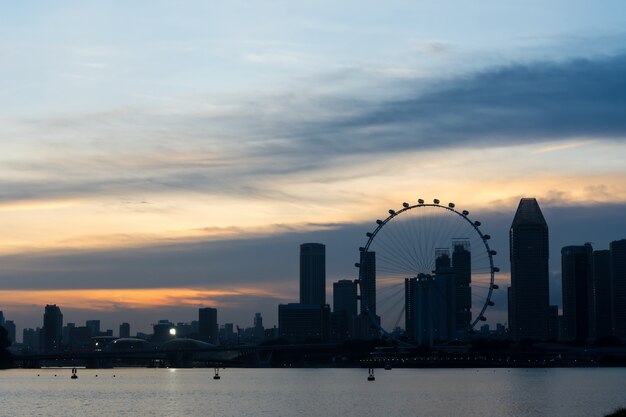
left=11, top=343, right=345, bottom=368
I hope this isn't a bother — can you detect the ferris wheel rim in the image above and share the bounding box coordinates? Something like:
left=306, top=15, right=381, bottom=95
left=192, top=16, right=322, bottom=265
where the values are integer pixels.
left=357, top=199, right=498, bottom=336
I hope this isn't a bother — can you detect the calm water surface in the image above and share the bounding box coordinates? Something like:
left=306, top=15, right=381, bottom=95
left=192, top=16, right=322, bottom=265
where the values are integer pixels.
left=1, top=368, right=625, bottom=417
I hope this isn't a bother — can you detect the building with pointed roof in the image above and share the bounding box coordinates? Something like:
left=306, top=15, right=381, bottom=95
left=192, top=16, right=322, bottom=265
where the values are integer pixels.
left=509, top=198, right=550, bottom=341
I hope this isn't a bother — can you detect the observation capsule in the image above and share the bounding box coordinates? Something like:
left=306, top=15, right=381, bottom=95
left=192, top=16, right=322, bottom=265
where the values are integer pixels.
left=402, top=202, right=409, bottom=208
left=474, top=221, right=481, bottom=226
left=483, top=234, right=491, bottom=240
left=462, top=210, right=469, bottom=215
left=376, top=219, right=383, bottom=225
left=448, top=202, right=455, bottom=208
left=493, top=267, right=500, bottom=273
left=492, top=284, right=499, bottom=289
left=490, top=250, right=497, bottom=256
left=433, top=199, right=440, bottom=204
left=354, top=262, right=361, bottom=268
left=488, top=301, right=495, bottom=306
left=388, top=209, right=396, bottom=215
left=418, top=199, right=424, bottom=204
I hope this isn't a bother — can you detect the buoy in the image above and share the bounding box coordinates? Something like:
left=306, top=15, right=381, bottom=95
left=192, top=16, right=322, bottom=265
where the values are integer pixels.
left=367, top=368, right=375, bottom=381
left=71, top=368, right=78, bottom=379
left=213, top=368, right=221, bottom=380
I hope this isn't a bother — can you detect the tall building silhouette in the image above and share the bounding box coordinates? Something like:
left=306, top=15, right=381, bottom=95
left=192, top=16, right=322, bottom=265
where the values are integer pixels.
left=278, top=303, right=330, bottom=342
left=119, top=322, right=130, bottom=338
left=43, top=304, right=63, bottom=352
left=610, top=239, right=626, bottom=339
left=300, top=243, right=326, bottom=305
left=333, top=280, right=357, bottom=316
left=561, top=244, right=592, bottom=341
left=548, top=305, right=559, bottom=340
left=356, top=250, right=379, bottom=339
left=198, top=307, right=218, bottom=344
left=591, top=250, right=612, bottom=339
left=509, top=198, right=549, bottom=341
left=359, top=251, right=376, bottom=316
left=3, top=320, right=16, bottom=343
left=452, top=240, right=472, bottom=332
left=332, top=279, right=357, bottom=342
left=434, top=249, right=457, bottom=341
left=405, top=274, right=456, bottom=345
left=253, top=313, right=265, bottom=340
left=405, top=250, right=456, bottom=345
left=86, top=320, right=100, bottom=336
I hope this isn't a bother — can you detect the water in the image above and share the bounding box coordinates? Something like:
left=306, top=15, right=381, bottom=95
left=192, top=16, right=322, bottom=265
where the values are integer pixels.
left=1, top=368, right=625, bottom=417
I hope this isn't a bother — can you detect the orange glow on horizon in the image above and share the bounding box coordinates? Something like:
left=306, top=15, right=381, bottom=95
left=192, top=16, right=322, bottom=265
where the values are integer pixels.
left=0, top=287, right=292, bottom=311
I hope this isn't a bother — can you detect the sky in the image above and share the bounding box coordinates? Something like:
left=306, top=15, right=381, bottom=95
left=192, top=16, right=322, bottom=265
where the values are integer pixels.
left=1, top=1, right=626, bottom=337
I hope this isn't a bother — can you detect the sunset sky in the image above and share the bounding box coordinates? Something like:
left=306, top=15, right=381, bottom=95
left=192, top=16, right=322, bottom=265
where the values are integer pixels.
left=1, top=1, right=626, bottom=335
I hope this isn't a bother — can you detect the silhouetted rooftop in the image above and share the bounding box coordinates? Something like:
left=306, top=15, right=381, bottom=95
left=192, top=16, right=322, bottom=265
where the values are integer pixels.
left=511, top=198, right=547, bottom=227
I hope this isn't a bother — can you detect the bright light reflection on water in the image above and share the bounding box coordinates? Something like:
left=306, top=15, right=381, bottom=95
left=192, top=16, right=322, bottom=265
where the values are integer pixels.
left=1, top=368, right=625, bottom=417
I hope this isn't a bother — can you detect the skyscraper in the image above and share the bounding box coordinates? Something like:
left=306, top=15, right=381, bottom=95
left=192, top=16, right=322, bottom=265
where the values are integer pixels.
left=3, top=320, right=16, bottom=343
left=452, top=240, right=472, bottom=332
left=300, top=243, right=326, bottom=305
left=333, top=279, right=357, bottom=316
left=278, top=303, right=330, bottom=342
left=86, top=320, right=100, bottom=336
left=253, top=313, right=265, bottom=340
left=332, top=279, right=357, bottom=342
left=119, top=322, right=130, bottom=338
left=509, top=198, right=550, bottom=341
left=610, top=239, right=626, bottom=339
left=198, top=307, right=218, bottom=344
left=405, top=272, right=456, bottom=345
left=591, top=250, right=612, bottom=339
left=561, top=244, right=593, bottom=341
left=359, top=251, right=376, bottom=316
left=43, top=304, right=63, bottom=352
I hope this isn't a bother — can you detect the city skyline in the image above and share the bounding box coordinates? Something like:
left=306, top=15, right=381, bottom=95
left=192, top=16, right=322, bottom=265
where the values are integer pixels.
left=3, top=198, right=626, bottom=336
left=4, top=210, right=626, bottom=341
left=1, top=2, right=626, bottom=335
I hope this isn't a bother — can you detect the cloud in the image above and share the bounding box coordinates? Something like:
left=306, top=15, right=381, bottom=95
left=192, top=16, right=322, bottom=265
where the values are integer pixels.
left=316, top=54, right=626, bottom=154
left=2, top=53, right=625, bottom=209
left=533, top=140, right=596, bottom=154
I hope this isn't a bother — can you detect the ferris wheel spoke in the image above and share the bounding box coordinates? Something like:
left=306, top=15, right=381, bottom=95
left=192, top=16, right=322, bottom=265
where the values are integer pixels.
left=381, top=221, right=421, bottom=272
left=377, top=281, right=403, bottom=296
left=371, top=230, right=411, bottom=263
left=376, top=256, right=415, bottom=278
left=405, top=210, right=424, bottom=270
left=375, top=251, right=418, bottom=275
left=392, top=304, right=406, bottom=330
left=377, top=285, right=405, bottom=307
left=377, top=289, right=406, bottom=323
left=395, top=216, right=423, bottom=271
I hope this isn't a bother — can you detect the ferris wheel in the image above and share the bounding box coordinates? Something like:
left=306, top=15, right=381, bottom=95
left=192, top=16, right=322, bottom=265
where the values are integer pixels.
left=355, top=198, right=499, bottom=344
